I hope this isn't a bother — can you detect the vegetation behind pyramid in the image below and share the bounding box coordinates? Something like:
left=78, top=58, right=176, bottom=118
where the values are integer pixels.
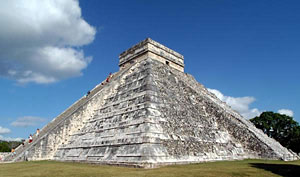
left=4, top=38, right=298, bottom=167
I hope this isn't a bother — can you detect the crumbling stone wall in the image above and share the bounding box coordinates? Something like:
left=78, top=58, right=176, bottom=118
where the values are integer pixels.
left=53, top=59, right=168, bottom=165
left=8, top=68, right=128, bottom=162
left=164, top=63, right=295, bottom=161
left=149, top=61, right=245, bottom=161
left=0, top=152, right=10, bottom=161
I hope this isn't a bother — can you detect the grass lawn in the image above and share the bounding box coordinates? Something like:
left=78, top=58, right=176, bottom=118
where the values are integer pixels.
left=0, top=159, right=299, bottom=177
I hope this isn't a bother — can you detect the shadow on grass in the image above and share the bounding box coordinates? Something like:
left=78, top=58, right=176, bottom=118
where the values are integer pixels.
left=250, top=163, right=300, bottom=177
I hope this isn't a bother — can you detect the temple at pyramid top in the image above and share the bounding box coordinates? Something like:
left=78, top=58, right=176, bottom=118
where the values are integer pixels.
left=119, top=38, right=185, bottom=72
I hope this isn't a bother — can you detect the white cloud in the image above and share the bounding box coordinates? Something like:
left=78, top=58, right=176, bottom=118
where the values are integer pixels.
left=0, top=0, right=96, bottom=84
left=0, top=126, right=11, bottom=134
left=11, top=116, right=46, bottom=127
left=0, top=135, right=23, bottom=142
left=208, top=88, right=262, bottom=119
left=278, top=109, right=294, bottom=117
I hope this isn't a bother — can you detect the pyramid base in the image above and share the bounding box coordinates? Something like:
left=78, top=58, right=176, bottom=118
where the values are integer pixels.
left=52, top=154, right=293, bottom=168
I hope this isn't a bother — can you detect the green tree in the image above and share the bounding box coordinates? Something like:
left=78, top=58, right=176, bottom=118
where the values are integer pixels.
left=289, top=126, right=300, bottom=153
left=0, top=141, right=11, bottom=152
left=250, top=111, right=300, bottom=153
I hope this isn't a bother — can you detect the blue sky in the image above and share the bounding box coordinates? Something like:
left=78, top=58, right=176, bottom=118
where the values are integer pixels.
left=0, top=0, right=299, bottom=140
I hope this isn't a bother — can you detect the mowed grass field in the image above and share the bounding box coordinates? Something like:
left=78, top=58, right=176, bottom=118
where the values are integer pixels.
left=0, top=159, right=300, bottom=177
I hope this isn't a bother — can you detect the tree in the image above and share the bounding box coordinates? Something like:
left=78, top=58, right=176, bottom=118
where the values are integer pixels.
left=0, top=140, right=22, bottom=152
left=0, top=141, right=10, bottom=152
left=250, top=111, right=300, bottom=153
left=289, top=126, right=300, bottom=153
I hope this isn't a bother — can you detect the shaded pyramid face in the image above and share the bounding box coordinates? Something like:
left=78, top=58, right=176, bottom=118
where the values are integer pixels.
left=6, top=39, right=298, bottom=167
left=51, top=58, right=296, bottom=167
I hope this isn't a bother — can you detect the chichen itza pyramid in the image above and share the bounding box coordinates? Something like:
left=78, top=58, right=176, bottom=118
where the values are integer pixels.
left=3, top=38, right=299, bottom=167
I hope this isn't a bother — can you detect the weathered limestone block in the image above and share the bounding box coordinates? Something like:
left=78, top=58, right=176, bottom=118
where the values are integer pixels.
left=0, top=152, right=10, bottom=161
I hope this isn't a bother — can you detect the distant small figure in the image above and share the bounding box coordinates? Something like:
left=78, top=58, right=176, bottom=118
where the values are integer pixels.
left=36, top=128, right=40, bottom=136
left=25, top=150, right=28, bottom=161
left=29, top=134, right=33, bottom=143
left=22, top=142, right=25, bottom=147
left=85, top=90, right=91, bottom=98
left=106, top=72, right=112, bottom=83
left=11, top=148, right=15, bottom=156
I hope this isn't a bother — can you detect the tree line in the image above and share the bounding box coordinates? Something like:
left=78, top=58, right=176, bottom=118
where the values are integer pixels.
left=0, top=140, right=22, bottom=152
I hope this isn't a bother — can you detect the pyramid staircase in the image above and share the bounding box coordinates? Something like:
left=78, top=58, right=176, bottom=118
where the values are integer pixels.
left=3, top=71, right=123, bottom=162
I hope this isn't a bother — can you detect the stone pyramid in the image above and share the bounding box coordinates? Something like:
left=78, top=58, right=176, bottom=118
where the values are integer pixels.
left=5, top=38, right=298, bottom=167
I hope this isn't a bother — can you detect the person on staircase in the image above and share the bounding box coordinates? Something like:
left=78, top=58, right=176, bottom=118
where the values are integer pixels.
left=86, top=91, right=91, bottom=97
left=11, top=148, right=15, bottom=156
left=36, top=128, right=40, bottom=137
left=29, top=134, right=33, bottom=143
left=106, top=72, right=112, bottom=83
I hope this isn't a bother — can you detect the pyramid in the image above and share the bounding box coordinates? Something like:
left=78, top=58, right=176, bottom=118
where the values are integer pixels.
left=5, top=38, right=299, bottom=167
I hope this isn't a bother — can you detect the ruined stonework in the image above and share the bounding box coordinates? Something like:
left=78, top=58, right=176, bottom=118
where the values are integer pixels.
left=0, top=153, right=10, bottom=161
left=3, top=38, right=299, bottom=167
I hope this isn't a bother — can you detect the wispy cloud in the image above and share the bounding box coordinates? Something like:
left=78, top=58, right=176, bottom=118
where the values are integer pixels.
left=208, top=88, right=262, bottom=119
left=0, top=0, right=96, bottom=84
left=11, top=116, right=46, bottom=127
left=0, top=126, right=11, bottom=134
left=0, top=135, right=23, bottom=141
left=278, top=109, right=294, bottom=117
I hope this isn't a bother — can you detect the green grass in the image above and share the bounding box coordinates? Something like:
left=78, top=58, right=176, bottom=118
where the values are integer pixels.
left=0, top=159, right=299, bottom=177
